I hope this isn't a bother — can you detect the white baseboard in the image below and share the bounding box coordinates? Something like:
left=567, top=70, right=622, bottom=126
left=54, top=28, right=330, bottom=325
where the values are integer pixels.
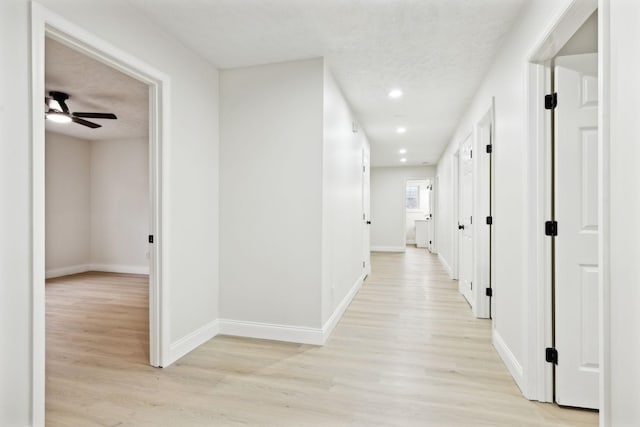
left=321, top=272, right=364, bottom=344
left=45, top=264, right=91, bottom=279
left=493, top=328, right=525, bottom=393
left=219, top=319, right=323, bottom=345
left=371, top=246, right=406, bottom=252
left=89, top=263, right=149, bottom=275
left=46, top=263, right=149, bottom=278
left=166, top=320, right=219, bottom=367
left=438, top=253, right=453, bottom=278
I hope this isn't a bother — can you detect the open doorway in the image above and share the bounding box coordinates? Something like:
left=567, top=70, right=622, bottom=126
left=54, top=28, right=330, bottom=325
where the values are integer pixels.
left=404, top=179, right=432, bottom=249
left=551, top=10, right=599, bottom=410
left=44, top=34, right=152, bottom=371
left=527, top=3, right=600, bottom=412
left=31, top=5, right=170, bottom=422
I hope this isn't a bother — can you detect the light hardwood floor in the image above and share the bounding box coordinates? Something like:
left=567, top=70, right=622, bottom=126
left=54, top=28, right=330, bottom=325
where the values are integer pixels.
left=46, top=249, right=598, bottom=426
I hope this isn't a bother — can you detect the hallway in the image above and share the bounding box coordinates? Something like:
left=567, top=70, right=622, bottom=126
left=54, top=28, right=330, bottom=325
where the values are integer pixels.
left=46, top=249, right=597, bottom=426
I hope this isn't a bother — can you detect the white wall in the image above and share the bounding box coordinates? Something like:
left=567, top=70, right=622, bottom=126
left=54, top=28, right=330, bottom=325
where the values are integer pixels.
left=0, top=1, right=220, bottom=424
left=45, top=132, right=92, bottom=275
left=220, top=58, right=324, bottom=328
left=90, top=138, right=149, bottom=272
left=220, top=58, right=369, bottom=340
left=435, top=0, right=574, bottom=395
left=607, top=1, right=640, bottom=425
left=45, top=133, right=149, bottom=277
left=321, top=65, right=370, bottom=325
left=370, top=166, right=435, bottom=251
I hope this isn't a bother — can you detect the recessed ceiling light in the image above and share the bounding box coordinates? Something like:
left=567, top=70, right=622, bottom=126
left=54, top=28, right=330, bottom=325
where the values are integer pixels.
left=396, top=127, right=407, bottom=134
left=388, top=89, right=403, bottom=99
left=399, top=148, right=407, bottom=154
left=400, top=158, right=407, bottom=163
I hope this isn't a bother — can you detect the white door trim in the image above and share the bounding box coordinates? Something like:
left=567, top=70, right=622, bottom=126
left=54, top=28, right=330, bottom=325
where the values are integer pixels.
left=596, top=1, right=610, bottom=424
left=452, top=149, right=460, bottom=280
left=472, top=99, right=494, bottom=319
left=524, top=0, right=598, bottom=405
left=31, top=3, right=171, bottom=424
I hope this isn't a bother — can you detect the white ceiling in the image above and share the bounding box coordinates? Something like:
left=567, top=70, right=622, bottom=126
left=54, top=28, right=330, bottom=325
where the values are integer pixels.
left=127, top=0, right=526, bottom=166
left=45, top=38, right=148, bottom=141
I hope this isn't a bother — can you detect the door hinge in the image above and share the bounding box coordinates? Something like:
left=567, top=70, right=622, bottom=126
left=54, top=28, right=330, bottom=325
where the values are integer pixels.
left=470, top=281, right=473, bottom=290
left=545, top=347, right=558, bottom=364
left=148, top=235, right=154, bottom=243
left=486, top=216, right=493, bottom=225
left=362, top=261, right=365, bottom=268
left=470, top=216, right=473, bottom=225
left=545, top=221, right=558, bottom=236
left=485, top=288, right=493, bottom=297
left=470, top=149, right=473, bottom=159
left=486, top=144, right=493, bottom=154
left=363, top=165, right=365, bottom=173
left=545, top=93, right=558, bottom=110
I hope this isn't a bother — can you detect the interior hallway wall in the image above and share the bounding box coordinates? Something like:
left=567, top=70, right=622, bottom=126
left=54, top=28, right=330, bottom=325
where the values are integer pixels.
left=370, top=166, right=435, bottom=252
left=321, top=64, right=371, bottom=326
left=220, top=58, right=324, bottom=329
left=607, top=1, right=640, bottom=424
left=435, top=0, right=574, bottom=396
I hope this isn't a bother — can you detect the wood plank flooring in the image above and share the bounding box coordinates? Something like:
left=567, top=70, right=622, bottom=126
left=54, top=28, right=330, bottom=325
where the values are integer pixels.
left=46, top=249, right=598, bottom=426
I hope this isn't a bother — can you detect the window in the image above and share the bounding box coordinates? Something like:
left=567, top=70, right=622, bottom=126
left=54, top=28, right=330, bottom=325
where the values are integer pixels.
left=406, top=185, right=420, bottom=210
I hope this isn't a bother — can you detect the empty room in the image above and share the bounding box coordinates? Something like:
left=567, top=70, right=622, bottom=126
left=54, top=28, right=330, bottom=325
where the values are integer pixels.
left=1, top=1, right=639, bottom=426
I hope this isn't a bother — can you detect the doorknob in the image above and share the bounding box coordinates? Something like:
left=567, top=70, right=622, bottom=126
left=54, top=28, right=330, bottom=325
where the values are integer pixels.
left=458, top=224, right=464, bottom=230
left=366, top=220, right=371, bottom=225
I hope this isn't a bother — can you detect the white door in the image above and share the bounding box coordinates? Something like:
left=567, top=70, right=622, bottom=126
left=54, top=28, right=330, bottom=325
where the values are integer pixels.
left=458, top=135, right=473, bottom=306
left=362, top=146, right=371, bottom=273
left=427, top=182, right=434, bottom=252
left=554, top=53, right=599, bottom=409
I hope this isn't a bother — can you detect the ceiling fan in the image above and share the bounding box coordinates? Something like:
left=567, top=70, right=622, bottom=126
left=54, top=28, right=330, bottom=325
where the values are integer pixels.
left=45, top=91, right=117, bottom=129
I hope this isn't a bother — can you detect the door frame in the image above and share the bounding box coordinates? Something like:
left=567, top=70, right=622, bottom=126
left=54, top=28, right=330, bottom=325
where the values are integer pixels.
left=472, top=99, right=495, bottom=319
left=403, top=178, right=430, bottom=247
left=31, top=3, right=170, bottom=424
left=524, top=0, right=600, bottom=405
left=452, top=149, right=460, bottom=280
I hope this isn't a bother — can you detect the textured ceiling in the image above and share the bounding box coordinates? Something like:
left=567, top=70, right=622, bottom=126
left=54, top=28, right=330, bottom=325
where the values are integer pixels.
left=45, top=38, right=148, bottom=141
left=127, top=0, right=526, bottom=166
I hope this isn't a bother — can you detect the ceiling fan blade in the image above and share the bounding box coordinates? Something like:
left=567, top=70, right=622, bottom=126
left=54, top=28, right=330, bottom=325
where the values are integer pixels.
left=73, top=112, right=118, bottom=119
left=58, top=99, right=70, bottom=114
left=72, top=116, right=101, bottom=129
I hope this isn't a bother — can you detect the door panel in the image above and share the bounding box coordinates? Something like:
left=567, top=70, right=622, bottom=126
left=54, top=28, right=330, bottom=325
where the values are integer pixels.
left=458, top=135, right=473, bottom=306
left=554, top=53, right=599, bottom=409
left=362, top=146, right=371, bottom=272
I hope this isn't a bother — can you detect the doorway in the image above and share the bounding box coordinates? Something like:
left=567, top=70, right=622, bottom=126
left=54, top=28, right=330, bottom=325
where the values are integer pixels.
left=457, top=134, right=473, bottom=307
left=551, top=14, right=599, bottom=408
left=44, top=32, right=151, bottom=366
left=31, top=4, right=169, bottom=422
left=526, top=3, right=600, bottom=411
left=362, top=145, right=371, bottom=273
left=404, top=179, right=431, bottom=248
left=473, top=101, right=494, bottom=319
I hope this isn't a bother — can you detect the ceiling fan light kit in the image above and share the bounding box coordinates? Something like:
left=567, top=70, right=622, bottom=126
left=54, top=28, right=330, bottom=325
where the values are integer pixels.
left=45, top=91, right=117, bottom=129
